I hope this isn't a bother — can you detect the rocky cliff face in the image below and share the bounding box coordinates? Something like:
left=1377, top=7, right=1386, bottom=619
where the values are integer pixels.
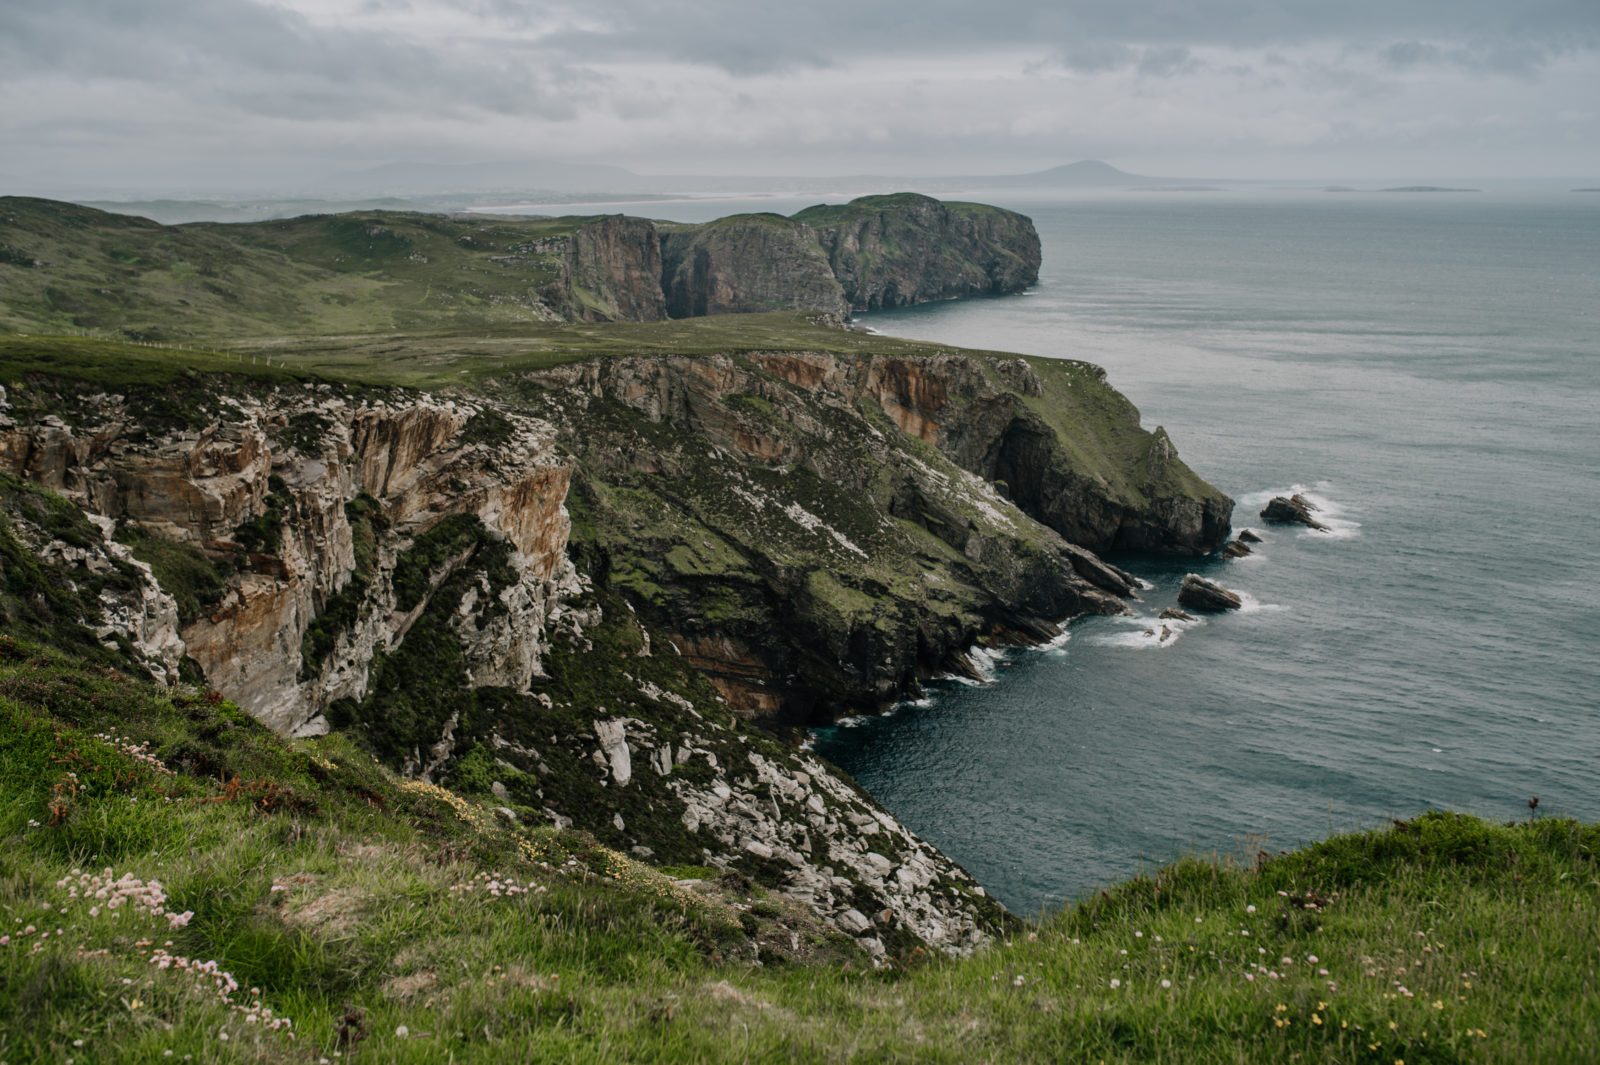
left=550, top=215, right=669, bottom=322
left=794, top=194, right=1042, bottom=312
left=0, top=377, right=577, bottom=737
left=659, top=216, right=849, bottom=320
left=513, top=346, right=1224, bottom=723
left=0, top=366, right=1014, bottom=958
left=0, top=334, right=1228, bottom=959
left=865, top=355, right=1235, bottom=554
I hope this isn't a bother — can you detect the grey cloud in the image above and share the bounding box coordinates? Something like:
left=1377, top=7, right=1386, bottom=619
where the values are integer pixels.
left=1136, top=46, right=1200, bottom=78
left=452, top=0, right=1600, bottom=74
left=0, top=0, right=580, bottom=120
left=1383, top=38, right=1564, bottom=80
left=1048, top=43, right=1137, bottom=74
left=3, top=0, right=1598, bottom=193
left=5, top=0, right=1596, bottom=103
left=1041, top=43, right=1202, bottom=78
left=1383, top=41, right=1445, bottom=67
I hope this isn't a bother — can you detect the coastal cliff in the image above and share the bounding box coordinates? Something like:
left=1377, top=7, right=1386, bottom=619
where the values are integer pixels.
left=0, top=349, right=1006, bottom=955
left=0, top=194, right=1039, bottom=336
left=0, top=321, right=1227, bottom=955
left=522, top=346, right=1222, bottom=722
left=795, top=194, right=1042, bottom=312
left=659, top=215, right=849, bottom=319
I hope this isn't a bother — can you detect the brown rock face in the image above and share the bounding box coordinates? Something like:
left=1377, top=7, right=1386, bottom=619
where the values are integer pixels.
left=0, top=384, right=575, bottom=736
left=565, top=215, right=669, bottom=322
left=659, top=216, right=848, bottom=319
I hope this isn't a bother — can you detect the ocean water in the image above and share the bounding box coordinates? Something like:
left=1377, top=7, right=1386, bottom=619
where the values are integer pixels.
left=785, top=188, right=1600, bottom=915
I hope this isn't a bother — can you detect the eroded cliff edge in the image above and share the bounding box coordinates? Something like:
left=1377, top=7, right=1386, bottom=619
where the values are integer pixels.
left=522, top=348, right=1228, bottom=722
left=0, top=329, right=1229, bottom=958
left=0, top=194, right=1041, bottom=337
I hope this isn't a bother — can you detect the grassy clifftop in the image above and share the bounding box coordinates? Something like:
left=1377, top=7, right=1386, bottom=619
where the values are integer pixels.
left=0, top=198, right=610, bottom=340
left=1, top=643, right=1593, bottom=1063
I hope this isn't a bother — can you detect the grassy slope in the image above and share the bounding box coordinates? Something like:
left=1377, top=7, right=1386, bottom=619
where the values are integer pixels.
left=791, top=194, right=1020, bottom=228
left=0, top=198, right=620, bottom=341
left=1, top=645, right=1594, bottom=1064
left=1016, top=356, right=1230, bottom=511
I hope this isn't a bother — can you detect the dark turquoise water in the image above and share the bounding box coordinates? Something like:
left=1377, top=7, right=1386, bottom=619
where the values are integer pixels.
left=793, top=189, right=1600, bottom=914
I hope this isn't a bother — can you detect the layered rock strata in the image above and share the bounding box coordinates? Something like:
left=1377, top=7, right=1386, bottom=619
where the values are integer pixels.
left=0, top=379, right=577, bottom=736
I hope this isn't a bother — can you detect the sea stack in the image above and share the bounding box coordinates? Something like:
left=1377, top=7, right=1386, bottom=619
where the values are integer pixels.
left=1177, top=574, right=1243, bottom=611
left=1260, top=494, right=1329, bottom=531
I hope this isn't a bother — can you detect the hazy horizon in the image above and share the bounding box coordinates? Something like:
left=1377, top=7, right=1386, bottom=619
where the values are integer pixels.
left=3, top=0, right=1598, bottom=200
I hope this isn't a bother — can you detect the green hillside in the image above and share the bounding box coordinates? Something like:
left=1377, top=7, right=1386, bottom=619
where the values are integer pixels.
left=0, top=198, right=605, bottom=340
left=1, top=637, right=1593, bottom=1063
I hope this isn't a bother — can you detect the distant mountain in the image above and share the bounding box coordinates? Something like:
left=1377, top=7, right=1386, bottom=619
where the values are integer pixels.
left=966, top=160, right=1153, bottom=188
left=323, top=160, right=650, bottom=196
left=1013, top=160, right=1150, bottom=186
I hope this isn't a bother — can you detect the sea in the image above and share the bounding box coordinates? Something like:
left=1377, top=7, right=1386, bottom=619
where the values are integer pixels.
left=528, top=184, right=1600, bottom=916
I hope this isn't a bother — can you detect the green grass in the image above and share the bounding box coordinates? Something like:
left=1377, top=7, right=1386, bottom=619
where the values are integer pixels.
left=114, top=526, right=232, bottom=626
left=1, top=645, right=1593, bottom=1064
left=0, top=198, right=605, bottom=341
left=0, top=312, right=967, bottom=392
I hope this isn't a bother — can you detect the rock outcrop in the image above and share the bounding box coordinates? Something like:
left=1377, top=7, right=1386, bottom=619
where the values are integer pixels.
left=0, top=378, right=577, bottom=736
left=1260, top=494, right=1328, bottom=531
left=861, top=355, right=1233, bottom=555
left=795, top=193, right=1042, bottom=312
left=659, top=215, right=848, bottom=320
left=1177, top=574, right=1242, bottom=611
left=560, top=215, right=670, bottom=322
left=521, top=346, right=1227, bottom=722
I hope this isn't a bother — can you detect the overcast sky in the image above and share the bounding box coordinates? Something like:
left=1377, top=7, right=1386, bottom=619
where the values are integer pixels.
left=3, top=0, right=1598, bottom=195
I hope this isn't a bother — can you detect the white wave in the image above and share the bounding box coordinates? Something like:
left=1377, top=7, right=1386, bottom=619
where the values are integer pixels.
left=936, top=643, right=1006, bottom=685
left=1135, top=578, right=1156, bottom=591
left=1236, top=483, right=1361, bottom=539
left=1089, top=613, right=1199, bottom=649
left=967, top=644, right=1004, bottom=682
left=1234, top=590, right=1288, bottom=615
left=1310, top=516, right=1362, bottom=540
left=1038, top=627, right=1073, bottom=653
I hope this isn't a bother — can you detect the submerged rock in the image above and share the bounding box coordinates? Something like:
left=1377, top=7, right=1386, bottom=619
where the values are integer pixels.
left=1177, top=574, right=1242, bottom=612
left=1237, top=528, right=1264, bottom=543
left=1220, top=539, right=1252, bottom=558
left=1158, top=607, right=1196, bottom=621
left=1260, top=494, right=1329, bottom=531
